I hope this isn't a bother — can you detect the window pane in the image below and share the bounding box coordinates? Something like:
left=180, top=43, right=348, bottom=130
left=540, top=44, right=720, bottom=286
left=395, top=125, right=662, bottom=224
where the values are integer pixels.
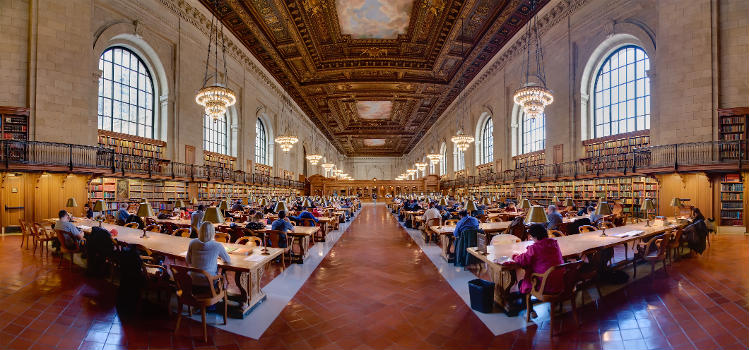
left=204, top=115, right=228, bottom=155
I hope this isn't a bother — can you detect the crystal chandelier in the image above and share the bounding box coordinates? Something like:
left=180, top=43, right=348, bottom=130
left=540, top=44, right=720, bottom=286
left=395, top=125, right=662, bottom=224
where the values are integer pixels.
left=305, top=154, right=322, bottom=165
left=196, top=0, right=236, bottom=121
left=275, top=99, right=298, bottom=152
left=451, top=18, right=475, bottom=153
left=451, top=129, right=474, bottom=152
left=426, top=153, right=441, bottom=165
left=513, top=0, right=553, bottom=119
left=321, top=163, right=334, bottom=176
left=414, top=162, right=427, bottom=172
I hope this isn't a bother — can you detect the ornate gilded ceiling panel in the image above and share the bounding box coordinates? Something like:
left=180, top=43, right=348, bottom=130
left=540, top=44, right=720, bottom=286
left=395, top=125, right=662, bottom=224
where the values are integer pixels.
left=200, top=0, right=548, bottom=156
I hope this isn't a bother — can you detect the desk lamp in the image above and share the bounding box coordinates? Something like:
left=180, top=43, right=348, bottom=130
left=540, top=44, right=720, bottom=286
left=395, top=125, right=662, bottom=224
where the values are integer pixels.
left=525, top=205, right=548, bottom=225
left=641, top=198, right=655, bottom=227
left=670, top=197, right=682, bottom=218
left=93, top=200, right=105, bottom=227
left=136, top=202, right=154, bottom=239
left=595, top=202, right=613, bottom=236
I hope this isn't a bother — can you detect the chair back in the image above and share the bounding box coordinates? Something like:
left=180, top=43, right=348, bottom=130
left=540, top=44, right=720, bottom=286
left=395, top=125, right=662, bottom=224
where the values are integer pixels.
left=507, top=216, right=527, bottom=241
left=487, top=216, right=503, bottom=222
left=300, top=218, right=316, bottom=227
left=490, top=234, right=521, bottom=245
left=172, top=228, right=191, bottom=237
left=105, top=214, right=116, bottom=224
left=18, top=219, right=27, bottom=234
left=124, top=222, right=139, bottom=229
left=669, top=228, right=684, bottom=247
left=169, top=265, right=223, bottom=306
left=445, top=219, right=459, bottom=226
left=425, top=217, right=441, bottom=228
left=530, top=260, right=582, bottom=299
left=31, top=223, right=44, bottom=237
left=598, top=221, right=615, bottom=229
left=548, top=229, right=566, bottom=237
left=236, top=236, right=262, bottom=246
left=265, top=230, right=287, bottom=249
left=476, top=214, right=488, bottom=223
left=578, top=225, right=597, bottom=233
left=54, top=229, right=78, bottom=253
left=214, top=232, right=230, bottom=243
left=145, top=224, right=161, bottom=232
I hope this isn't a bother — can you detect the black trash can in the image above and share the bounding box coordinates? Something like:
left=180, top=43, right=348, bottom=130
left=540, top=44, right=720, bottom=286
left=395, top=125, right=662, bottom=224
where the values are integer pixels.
left=468, top=279, right=495, bottom=313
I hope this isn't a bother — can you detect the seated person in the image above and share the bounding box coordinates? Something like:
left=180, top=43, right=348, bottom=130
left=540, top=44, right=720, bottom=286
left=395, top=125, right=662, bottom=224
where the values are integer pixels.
left=245, top=211, right=266, bottom=231
left=422, top=202, right=442, bottom=226
left=473, top=204, right=486, bottom=217
left=125, top=213, right=145, bottom=229
left=510, top=224, right=564, bottom=296
left=116, top=205, right=130, bottom=225
left=453, top=210, right=480, bottom=238
left=588, top=206, right=602, bottom=224
left=191, top=205, right=205, bottom=237
left=691, top=207, right=705, bottom=222
left=54, top=210, right=84, bottom=250
left=505, top=201, right=518, bottom=212
left=271, top=210, right=294, bottom=248
left=611, top=200, right=624, bottom=216
left=311, top=207, right=322, bottom=217
left=292, top=206, right=318, bottom=225
left=577, top=201, right=591, bottom=216
left=546, top=205, right=563, bottom=230
left=186, top=222, right=231, bottom=290
left=231, top=200, right=244, bottom=212
left=83, top=203, right=94, bottom=219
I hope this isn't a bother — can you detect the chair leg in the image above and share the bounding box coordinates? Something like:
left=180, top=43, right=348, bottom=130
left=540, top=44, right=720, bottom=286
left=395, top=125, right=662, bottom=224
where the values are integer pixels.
left=571, top=297, right=579, bottom=327
left=175, top=303, right=183, bottom=332
left=201, top=306, right=208, bottom=342
left=549, top=302, right=557, bottom=335
left=223, top=294, right=228, bottom=325
left=525, top=293, right=532, bottom=322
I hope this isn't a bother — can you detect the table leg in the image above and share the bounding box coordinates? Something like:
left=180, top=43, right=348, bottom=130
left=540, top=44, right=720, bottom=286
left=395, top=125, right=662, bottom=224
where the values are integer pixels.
left=440, top=235, right=454, bottom=262
left=230, top=264, right=267, bottom=318
left=487, top=264, right=518, bottom=315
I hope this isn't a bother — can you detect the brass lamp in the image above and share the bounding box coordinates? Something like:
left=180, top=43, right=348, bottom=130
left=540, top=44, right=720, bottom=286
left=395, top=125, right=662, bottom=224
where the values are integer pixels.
left=481, top=197, right=491, bottom=206
left=641, top=198, right=656, bottom=226
left=552, top=196, right=559, bottom=204
left=519, top=198, right=532, bottom=210
left=203, top=207, right=225, bottom=224
left=274, top=201, right=288, bottom=214
left=525, top=205, right=548, bottom=225
left=259, top=197, right=268, bottom=207
left=218, top=200, right=229, bottom=212
left=302, top=198, right=312, bottom=208
left=93, top=200, right=105, bottom=227
left=670, top=197, right=682, bottom=218
left=595, top=202, right=613, bottom=236
left=174, top=199, right=186, bottom=209
left=136, top=202, right=155, bottom=239
left=439, top=197, right=448, bottom=206
left=66, top=197, right=78, bottom=208
left=563, top=198, right=575, bottom=207
left=465, top=200, right=478, bottom=213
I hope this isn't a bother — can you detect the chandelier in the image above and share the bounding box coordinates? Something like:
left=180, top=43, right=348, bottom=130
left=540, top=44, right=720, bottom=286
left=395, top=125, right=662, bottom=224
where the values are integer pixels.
left=451, top=129, right=474, bottom=152
left=196, top=0, right=236, bottom=121
left=513, top=0, right=553, bottom=119
left=426, top=153, right=441, bottom=165
left=321, top=163, right=335, bottom=176
left=414, top=162, right=427, bottom=172
left=305, top=154, right=322, bottom=165
left=275, top=99, right=298, bottom=152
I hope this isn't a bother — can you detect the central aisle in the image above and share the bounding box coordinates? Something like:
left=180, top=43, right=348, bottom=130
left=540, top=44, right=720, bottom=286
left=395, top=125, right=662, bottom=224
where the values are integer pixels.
left=257, top=203, right=498, bottom=349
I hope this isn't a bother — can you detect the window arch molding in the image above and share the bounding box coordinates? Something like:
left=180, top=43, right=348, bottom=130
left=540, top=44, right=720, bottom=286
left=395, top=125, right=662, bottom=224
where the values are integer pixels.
left=439, top=141, right=447, bottom=176
left=580, top=30, right=655, bottom=140
left=474, top=111, right=494, bottom=165
left=511, top=104, right=545, bottom=156
left=93, top=30, right=169, bottom=141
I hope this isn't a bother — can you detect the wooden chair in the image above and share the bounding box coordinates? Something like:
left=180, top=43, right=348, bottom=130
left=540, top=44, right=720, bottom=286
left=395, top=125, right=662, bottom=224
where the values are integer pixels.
left=445, top=219, right=459, bottom=226
left=633, top=233, right=672, bottom=279
left=265, top=230, right=292, bottom=269
left=19, top=219, right=31, bottom=249
left=214, top=232, right=230, bottom=243
left=424, top=218, right=441, bottom=243
left=236, top=236, right=262, bottom=246
left=487, top=216, right=504, bottom=222
left=124, top=222, right=139, bottom=229
left=598, top=221, right=615, bottom=230
left=32, top=223, right=56, bottom=257
left=578, top=225, right=597, bottom=233
left=507, top=217, right=527, bottom=241
left=548, top=229, right=566, bottom=238
left=145, top=224, right=161, bottom=232
left=299, top=218, right=317, bottom=227
left=577, top=248, right=604, bottom=304
left=104, top=214, right=117, bottom=224
left=172, top=228, right=191, bottom=237
left=666, top=228, right=684, bottom=264
left=525, top=261, right=583, bottom=334
left=170, top=265, right=227, bottom=342
left=54, top=230, right=83, bottom=269
left=476, top=214, right=488, bottom=223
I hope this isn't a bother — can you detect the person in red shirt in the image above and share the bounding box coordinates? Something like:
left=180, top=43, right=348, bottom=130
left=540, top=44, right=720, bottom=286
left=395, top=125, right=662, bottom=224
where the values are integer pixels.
left=511, top=223, right=564, bottom=295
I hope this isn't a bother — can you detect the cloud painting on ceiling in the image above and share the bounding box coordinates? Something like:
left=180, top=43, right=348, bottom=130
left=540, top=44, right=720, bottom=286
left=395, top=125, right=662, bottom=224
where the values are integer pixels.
left=363, top=139, right=387, bottom=147
left=336, top=0, right=413, bottom=39
left=356, top=101, right=392, bottom=120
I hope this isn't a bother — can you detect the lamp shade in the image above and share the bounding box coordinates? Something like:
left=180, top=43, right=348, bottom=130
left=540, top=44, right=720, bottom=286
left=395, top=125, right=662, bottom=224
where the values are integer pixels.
left=641, top=198, right=655, bottom=211
left=481, top=197, right=491, bottom=205
left=92, top=200, right=105, bottom=212
left=136, top=202, right=154, bottom=218
left=274, top=201, right=288, bottom=213
left=66, top=197, right=78, bottom=208
left=465, top=200, right=478, bottom=213
left=670, top=197, right=682, bottom=207
left=191, top=197, right=198, bottom=205
left=302, top=198, right=312, bottom=208
left=519, top=198, right=532, bottom=209
left=525, top=205, right=548, bottom=224
left=595, top=202, right=613, bottom=216
left=203, top=207, right=224, bottom=224
left=439, top=197, right=448, bottom=206
left=174, top=200, right=186, bottom=208
left=218, top=200, right=229, bottom=211
left=563, top=198, right=575, bottom=207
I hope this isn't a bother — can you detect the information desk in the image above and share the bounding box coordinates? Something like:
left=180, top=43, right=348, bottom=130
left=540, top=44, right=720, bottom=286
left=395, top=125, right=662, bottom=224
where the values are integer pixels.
left=467, top=221, right=680, bottom=314
left=71, top=219, right=283, bottom=318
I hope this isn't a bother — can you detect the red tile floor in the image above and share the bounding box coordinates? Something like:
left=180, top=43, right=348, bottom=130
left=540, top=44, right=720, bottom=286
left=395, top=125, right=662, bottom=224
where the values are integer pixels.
left=0, top=204, right=747, bottom=349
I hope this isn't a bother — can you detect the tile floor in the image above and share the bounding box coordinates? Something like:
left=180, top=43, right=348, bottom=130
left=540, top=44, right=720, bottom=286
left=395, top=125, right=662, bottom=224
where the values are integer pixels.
left=0, top=204, right=746, bottom=349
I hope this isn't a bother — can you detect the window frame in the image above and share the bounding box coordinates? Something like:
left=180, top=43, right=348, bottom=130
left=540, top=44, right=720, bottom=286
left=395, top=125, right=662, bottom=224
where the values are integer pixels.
left=255, top=119, right=268, bottom=166
left=521, top=113, right=545, bottom=154
left=204, top=115, right=228, bottom=155
left=480, top=117, right=494, bottom=165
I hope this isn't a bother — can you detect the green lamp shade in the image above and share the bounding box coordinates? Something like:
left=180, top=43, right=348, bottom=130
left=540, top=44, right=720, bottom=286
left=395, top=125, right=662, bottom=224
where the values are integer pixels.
left=259, top=198, right=268, bottom=207
left=519, top=198, right=532, bottom=209
left=465, top=200, right=478, bottom=213
left=670, top=197, right=682, bottom=207
left=563, top=198, right=575, bottom=207
left=595, top=202, right=613, bottom=216
left=302, top=198, right=312, bottom=208
left=92, top=200, right=105, bottom=212
left=274, top=201, right=288, bottom=213
left=136, top=202, right=154, bottom=218
left=481, top=197, right=491, bottom=205
left=66, top=197, right=78, bottom=208
left=203, top=207, right=224, bottom=224
left=641, top=198, right=655, bottom=211
left=218, top=200, right=229, bottom=211
left=525, top=205, right=548, bottom=224
left=439, top=197, right=448, bottom=206
left=174, top=200, right=186, bottom=208
left=191, top=197, right=198, bottom=205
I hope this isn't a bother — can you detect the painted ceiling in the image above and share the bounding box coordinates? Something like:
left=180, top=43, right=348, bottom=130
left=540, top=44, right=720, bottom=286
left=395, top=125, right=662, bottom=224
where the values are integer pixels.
left=201, top=0, right=548, bottom=156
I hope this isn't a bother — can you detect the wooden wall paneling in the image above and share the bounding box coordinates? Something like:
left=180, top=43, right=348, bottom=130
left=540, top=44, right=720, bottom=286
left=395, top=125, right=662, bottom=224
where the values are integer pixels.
left=1, top=173, right=25, bottom=232
left=655, top=173, right=713, bottom=218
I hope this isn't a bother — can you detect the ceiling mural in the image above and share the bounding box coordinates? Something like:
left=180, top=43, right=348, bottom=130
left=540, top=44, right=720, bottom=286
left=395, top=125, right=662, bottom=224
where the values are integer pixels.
left=335, top=0, right=414, bottom=39
left=203, top=0, right=548, bottom=156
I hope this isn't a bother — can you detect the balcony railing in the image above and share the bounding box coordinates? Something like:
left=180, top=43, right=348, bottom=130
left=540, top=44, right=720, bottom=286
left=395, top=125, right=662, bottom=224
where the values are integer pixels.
left=0, top=140, right=304, bottom=189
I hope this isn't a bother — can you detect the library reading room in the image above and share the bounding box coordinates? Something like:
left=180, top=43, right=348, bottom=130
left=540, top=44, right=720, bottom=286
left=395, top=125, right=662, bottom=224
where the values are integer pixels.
left=0, top=0, right=747, bottom=349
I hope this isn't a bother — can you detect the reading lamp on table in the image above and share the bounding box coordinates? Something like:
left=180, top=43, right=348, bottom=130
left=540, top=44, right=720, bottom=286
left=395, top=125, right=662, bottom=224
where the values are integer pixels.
left=93, top=200, right=105, bottom=227
left=136, top=202, right=154, bottom=239
left=595, top=202, right=613, bottom=236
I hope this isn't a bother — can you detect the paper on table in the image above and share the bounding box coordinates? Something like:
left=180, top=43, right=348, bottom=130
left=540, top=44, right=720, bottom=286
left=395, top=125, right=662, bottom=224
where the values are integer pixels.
left=178, top=251, right=187, bottom=257
left=244, top=254, right=265, bottom=262
left=79, top=225, right=92, bottom=231
left=612, top=230, right=643, bottom=238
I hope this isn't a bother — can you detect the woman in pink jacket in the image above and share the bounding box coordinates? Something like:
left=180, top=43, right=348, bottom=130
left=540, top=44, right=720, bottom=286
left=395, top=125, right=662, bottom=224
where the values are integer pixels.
left=512, top=223, right=564, bottom=294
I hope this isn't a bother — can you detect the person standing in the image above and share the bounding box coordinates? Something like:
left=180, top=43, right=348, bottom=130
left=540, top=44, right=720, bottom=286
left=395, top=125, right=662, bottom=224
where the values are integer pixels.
left=191, top=205, right=205, bottom=238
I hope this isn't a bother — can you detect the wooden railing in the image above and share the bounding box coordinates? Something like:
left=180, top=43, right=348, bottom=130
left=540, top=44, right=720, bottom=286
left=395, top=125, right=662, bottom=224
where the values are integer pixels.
left=0, top=140, right=304, bottom=189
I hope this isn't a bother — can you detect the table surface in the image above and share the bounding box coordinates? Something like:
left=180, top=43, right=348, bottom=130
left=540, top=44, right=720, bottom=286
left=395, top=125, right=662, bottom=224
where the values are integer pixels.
left=69, top=218, right=283, bottom=272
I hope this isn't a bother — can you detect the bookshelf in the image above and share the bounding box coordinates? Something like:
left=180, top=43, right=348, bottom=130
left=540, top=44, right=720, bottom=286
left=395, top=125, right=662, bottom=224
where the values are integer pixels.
left=513, top=150, right=545, bottom=169
left=98, top=130, right=166, bottom=159
left=88, top=177, right=188, bottom=212
left=204, top=151, right=236, bottom=169
left=1, top=106, right=29, bottom=141
left=583, top=130, right=649, bottom=172
left=254, top=163, right=272, bottom=177
left=717, top=107, right=749, bottom=159
left=719, top=173, right=743, bottom=226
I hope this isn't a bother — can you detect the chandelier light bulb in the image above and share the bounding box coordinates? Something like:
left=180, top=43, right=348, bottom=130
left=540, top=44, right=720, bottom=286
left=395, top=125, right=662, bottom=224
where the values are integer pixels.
left=451, top=129, right=474, bottom=152
left=513, top=82, right=553, bottom=119
left=196, top=84, right=236, bottom=120
left=305, top=154, right=323, bottom=165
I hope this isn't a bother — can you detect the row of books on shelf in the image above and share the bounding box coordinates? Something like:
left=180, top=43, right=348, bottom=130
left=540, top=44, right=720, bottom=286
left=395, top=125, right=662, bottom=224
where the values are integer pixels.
left=720, top=116, right=745, bottom=125
left=721, top=183, right=743, bottom=192
left=721, top=202, right=743, bottom=209
left=720, top=193, right=743, bottom=201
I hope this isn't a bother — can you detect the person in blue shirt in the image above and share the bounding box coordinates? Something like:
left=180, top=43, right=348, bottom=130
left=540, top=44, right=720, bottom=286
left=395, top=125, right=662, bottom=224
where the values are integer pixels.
left=453, top=210, right=480, bottom=237
left=292, top=206, right=318, bottom=226
left=271, top=210, right=294, bottom=248
left=116, top=205, right=130, bottom=225
left=473, top=204, right=486, bottom=217
left=546, top=205, right=564, bottom=230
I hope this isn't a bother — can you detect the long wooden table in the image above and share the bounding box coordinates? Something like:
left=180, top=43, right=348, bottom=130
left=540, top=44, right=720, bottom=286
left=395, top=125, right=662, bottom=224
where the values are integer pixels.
left=62, top=218, right=283, bottom=318
left=467, top=221, right=681, bottom=314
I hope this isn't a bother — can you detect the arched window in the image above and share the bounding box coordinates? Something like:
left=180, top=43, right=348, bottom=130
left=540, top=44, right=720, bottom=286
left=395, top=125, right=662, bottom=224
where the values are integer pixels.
left=97, top=46, right=154, bottom=138
left=204, top=115, right=227, bottom=154
left=479, top=117, right=493, bottom=164
left=521, top=113, right=545, bottom=154
left=255, top=119, right=269, bottom=165
left=593, top=45, right=650, bottom=137
left=439, top=142, right=447, bottom=176
left=453, top=144, right=465, bottom=172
